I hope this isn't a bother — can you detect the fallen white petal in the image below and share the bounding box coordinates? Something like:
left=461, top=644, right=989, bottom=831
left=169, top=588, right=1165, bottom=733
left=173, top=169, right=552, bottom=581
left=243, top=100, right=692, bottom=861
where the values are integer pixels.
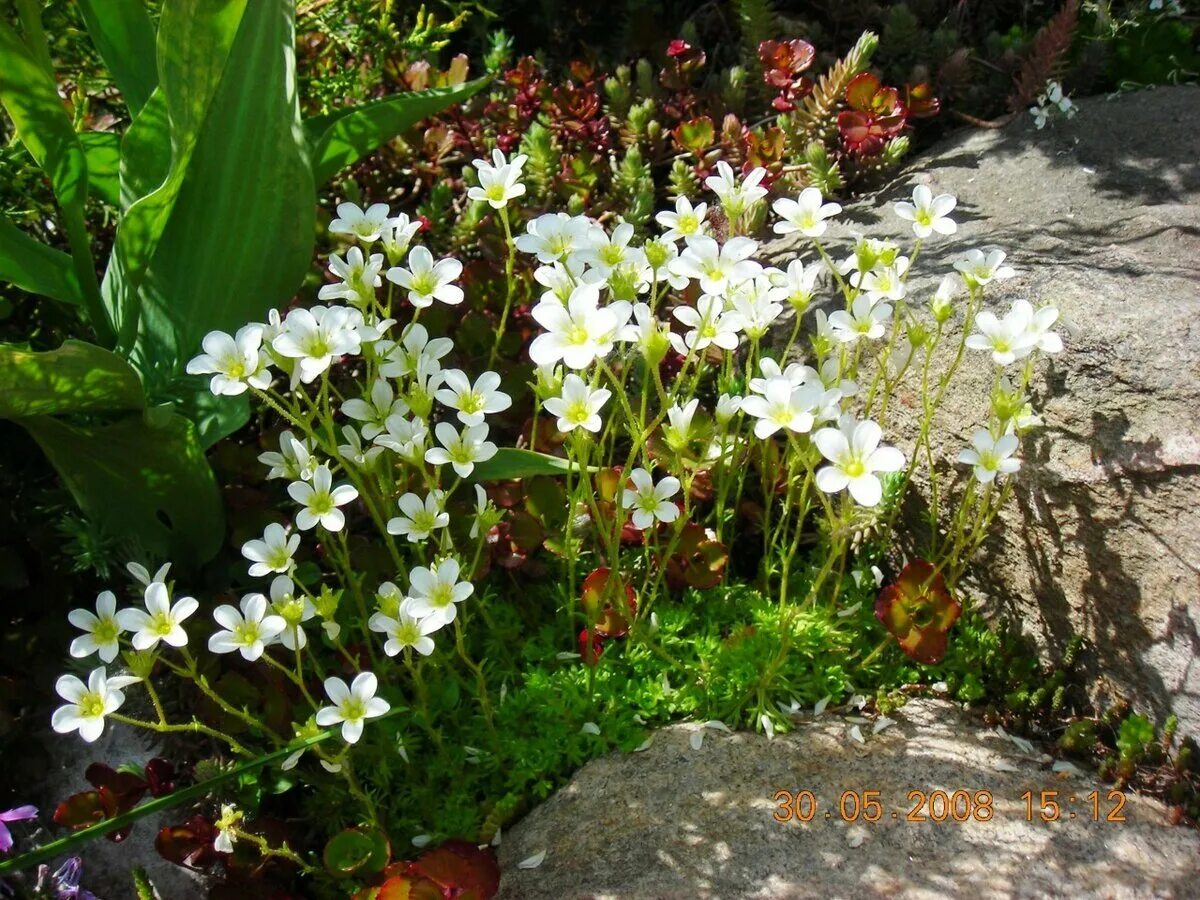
left=634, top=738, right=653, bottom=752
left=814, top=695, right=832, bottom=716
left=849, top=725, right=865, bottom=744
left=704, top=719, right=732, bottom=734
left=872, top=716, right=896, bottom=735
left=689, top=731, right=704, bottom=751
left=836, top=603, right=862, bottom=618
left=517, top=850, right=547, bottom=870
left=1052, top=760, right=1085, bottom=778
left=580, top=722, right=601, bottom=736
left=412, top=834, right=432, bottom=848
left=992, top=759, right=1021, bottom=773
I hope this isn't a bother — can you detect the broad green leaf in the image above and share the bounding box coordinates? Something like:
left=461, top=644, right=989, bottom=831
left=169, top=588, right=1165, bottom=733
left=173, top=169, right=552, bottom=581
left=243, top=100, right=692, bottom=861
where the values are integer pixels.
left=79, top=131, right=121, bottom=207
left=470, top=448, right=582, bottom=481
left=77, top=0, right=158, bottom=115
left=176, top=386, right=251, bottom=449
left=306, top=77, right=489, bottom=184
left=116, top=88, right=170, bottom=212
left=0, top=340, right=143, bottom=417
left=0, top=214, right=81, bottom=305
left=20, top=412, right=223, bottom=565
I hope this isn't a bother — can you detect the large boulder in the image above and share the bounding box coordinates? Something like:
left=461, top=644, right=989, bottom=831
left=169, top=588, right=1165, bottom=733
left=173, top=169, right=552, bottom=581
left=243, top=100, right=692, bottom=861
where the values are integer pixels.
left=765, top=86, right=1200, bottom=736
left=498, top=700, right=1199, bottom=898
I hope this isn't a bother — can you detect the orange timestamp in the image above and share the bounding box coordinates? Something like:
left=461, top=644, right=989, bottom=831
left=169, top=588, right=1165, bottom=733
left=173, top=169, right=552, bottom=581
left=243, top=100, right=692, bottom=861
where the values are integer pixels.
left=772, top=788, right=1128, bottom=824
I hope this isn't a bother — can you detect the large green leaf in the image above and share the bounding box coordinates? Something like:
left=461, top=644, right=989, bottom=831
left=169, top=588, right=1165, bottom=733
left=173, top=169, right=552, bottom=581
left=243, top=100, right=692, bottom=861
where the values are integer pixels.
left=20, top=412, right=224, bottom=565
left=0, top=340, right=143, bottom=417
left=0, top=214, right=81, bottom=305
left=76, top=0, right=158, bottom=115
left=79, top=131, right=121, bottom=207
left=470, top=448, right=583, bottom=481
left=305, top=78, right=490, bottom=185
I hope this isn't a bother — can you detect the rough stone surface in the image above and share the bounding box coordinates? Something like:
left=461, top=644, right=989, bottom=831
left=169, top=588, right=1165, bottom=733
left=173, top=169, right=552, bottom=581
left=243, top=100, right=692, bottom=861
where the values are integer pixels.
left=765, top=85, right=1200, bottom=736
left=498, top=700, right=1200, bottom=899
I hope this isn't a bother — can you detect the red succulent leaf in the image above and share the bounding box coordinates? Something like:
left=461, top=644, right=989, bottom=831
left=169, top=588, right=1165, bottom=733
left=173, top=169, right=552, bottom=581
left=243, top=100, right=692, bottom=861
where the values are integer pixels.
left=581, top=567, right=637, bottom=637
left=85, top=763, right=148, bottom=810
left=156, top=815, right=218, bottom=869
left=144, top=758, right=177, bottom=797
left=579, top=628, right=604, bottom=665
left=837, top=110, right=887, bottom=156
left=405, top=840, right=499, bottom=899
left=845, top=72, right=883, bottom=111
left=666, top=39, right=691, bottom=58
left=875, top=560, right=962, bottom=664
left=905, top=82, right=941, bottom=118
left=53, top=788, right=116, bottom=831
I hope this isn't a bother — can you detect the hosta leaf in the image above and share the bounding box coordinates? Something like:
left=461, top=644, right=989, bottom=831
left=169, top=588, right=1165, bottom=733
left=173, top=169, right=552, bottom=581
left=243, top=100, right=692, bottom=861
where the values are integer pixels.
left=19, top=411, right=223, bottom=565
left=0, top=341, right=144, bottom=417
left=469, top=448, right=580, bottom=481
left=0, top=214, right=81, bottom=305
left=306, top=78, right=490, bottom=185
left=76, top=0, right=158, bottom=115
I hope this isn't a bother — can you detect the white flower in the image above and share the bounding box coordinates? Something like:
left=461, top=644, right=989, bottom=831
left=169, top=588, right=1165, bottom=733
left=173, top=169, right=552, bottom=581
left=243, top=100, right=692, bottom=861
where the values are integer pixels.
left=241, top=523, right=300, bottom=578
left=965, top=302, right=1038, bottom=365
left=468, top=148, right=528, bottom=209
left=740, top=379, right=823, bottom=439
left=543, top=374, right=611, bottom=434
left=316, top=672, right=390, bottom=744
left=271, top=306, right=361, bottom=385
left=953, top=248, right=1016, bottom=286
left=68, top=591, right=125, bottom=663
left=117, top=582, right=199, bottom=651
left=1031, top=102, right=1050, bottom=130
left=528, top=283, right=618, bottom=370
left=377, top=323, right=453, bottom=379
left=329, top=201, right=391, bottom=243
left=893, top=185, right=957, bottom=238
left=208, top=593, right=286, bottom=662
left=773, top=259, right=821, bottom=312
left=287, top=464, right=359, bottom=532
left=318, top=247, right=384, bottom=307
left=705, top=161, right=767, bottom=217
left=958, top=430, right=1021, bottom=483
left=51, top=666, right=139, bottom=743
left=259, top=431, right=316, bottom=481
left=342, top=379, right=408, bottom=440
left=655, top=196, right=709, bottom=243
left=386, top=246, right=464, bottom=308
left=622, top=468, right=681, bottom=530
left=858, top=258, right=909, bottom=303
left=813, top=417, right=905, bottom=507
left=1020, top=299, right=1063, bottom=353
left=213, top=805, right=243, bottom=854
left=424, top=422, right=497, bottom=478
left=726, top=276, right=784, bottom=340
left=368, top=603, right=442, bottom=657
left=672, top=295, right=741, bottom=353
left=387, top=491, right=450, bottom=543
left=406, top=558, right=474, bottom=627
left=748, top=357, right=814, bottom=394
left=576, top=222, right=641, bottom=278
left=470, top=484, right=495, bottom=539
left=662, top=398, right=701, bottom=450
left=514, top=213, right=592, bottom=263
left=380, top=213, right=423, bottom=261
left=828, top=295, right=892, bottom=343
left=930, top=273, right=963, bottom=320
left=671, top=236, right=761, bottom=296
left=435, top=369, right=512, bottom=426
left=269, top=576, right=316, bottom=651
left=125, top=561, right=171, bottom=588
left=715, top=393, right=743, bottom=426
left=772, top=187, right=842, bottom=238
left=186, top=325, right=273, bottom=396
left=373, top=414, right=429, bottom=463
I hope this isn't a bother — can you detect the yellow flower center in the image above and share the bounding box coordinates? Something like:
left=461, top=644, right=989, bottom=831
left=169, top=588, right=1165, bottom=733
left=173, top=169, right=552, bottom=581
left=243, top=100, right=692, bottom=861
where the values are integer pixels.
left=79, top=691, right=106, bottom=718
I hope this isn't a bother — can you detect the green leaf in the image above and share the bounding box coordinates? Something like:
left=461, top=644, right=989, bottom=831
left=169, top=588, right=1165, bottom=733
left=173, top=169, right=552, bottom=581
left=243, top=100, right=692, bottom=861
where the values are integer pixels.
left=470, top=448, right=583, bottom=481
left=0, top=214, right=82, bottom=305
left=0, top=340, right=144, bottom=417
left=306, top=77, right=489, bottom=184
left=80, top=131, right=121, bottom=207
left=76, top=0, right=158, bottom=115
left=19, top=411, right=223, bottom=565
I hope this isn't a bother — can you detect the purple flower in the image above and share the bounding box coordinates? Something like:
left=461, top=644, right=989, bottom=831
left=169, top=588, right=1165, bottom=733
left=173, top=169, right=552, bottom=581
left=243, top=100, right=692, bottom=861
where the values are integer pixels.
left=0, top=805, right=37, bottom=853
left=36, top=857, right=98, bottom=900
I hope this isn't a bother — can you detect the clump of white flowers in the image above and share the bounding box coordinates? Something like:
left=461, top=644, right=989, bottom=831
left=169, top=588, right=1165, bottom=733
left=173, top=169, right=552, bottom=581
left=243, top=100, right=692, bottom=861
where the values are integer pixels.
left=1030, top=80, right=1078, bottom=129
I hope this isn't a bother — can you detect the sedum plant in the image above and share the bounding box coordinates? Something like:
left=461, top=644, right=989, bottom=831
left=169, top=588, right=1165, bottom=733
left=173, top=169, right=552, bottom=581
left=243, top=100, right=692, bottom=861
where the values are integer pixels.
left=7, top=150, right=1064, bottom=894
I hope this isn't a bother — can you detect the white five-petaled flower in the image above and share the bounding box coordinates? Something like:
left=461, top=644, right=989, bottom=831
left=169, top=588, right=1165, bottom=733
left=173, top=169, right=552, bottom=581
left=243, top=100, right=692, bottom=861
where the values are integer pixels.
left=576, top=222, right=641, bottom=277
left=672, top=294, right=742, bottom=353
left=859, top=257, right=909, bottom=303
left=373, top=414, right=428, bottom=463
left=329, top=201, right=391, bottom=243
left=514, top=213, right=592, bottom=263
left=671, top=236, right=762, bottom=296
left=259, top=431, right=316, bottom=481
left=208, top=593, right=286, bottom=662
left=958, top=429, right=1022, bottom=483
left=740, top=379, right=824, bottom=439
left=387, top=490, right=450, bottom=543
left=68, top=591, right=125, bottom=663
left=715, top=393, right=743, bottom=426
left=1018, top=299, right=1063, bottom=353
left=965, top=301, right=1039, bottom=365
left=953, top=248, right=1016, bottom=286
left=424, top=422, right=497, bottom=478
left=813, top=417, right=905, bottom=507
left=241, top=522, right=300, bottom=578
left=381, top=213, right=423, bottom=262
left=378, top=323, right=453, bottom=379
left=771, top=258, right=821, bottom=312
left=315, top=672, right=390, bottom=744
left=213, top=805, right=243, bottom=854
left=528, top=284, right=618, bottom=370
left=386, top=246, right=464, bottom=308
left=828, top=295, right=893, bottom=343
left=655, top=196, right=709, bottom=243
left=435, top=369, right=512, bottom=426
left=705, top=161, right=768, bottom=217
left=543, top=374, right=611, bottom=434
left=271, top=306, right=362, bottom=385
left=287, top=464, right=359, bottom=532
left=186, top=325, right=273, bottom=396
left=893, top=185, right=958, bottom=238
left=468, top=148, right=528, bottom=208
left=772, top=187, right=843, bottom=238
left=622, top=468, right=681, bottom=530
left=406, top=558, right=474, bottom=627
left=51, top=667, right=140, bottom=743
left=269, top=576, right=316, bottom=651
left=318, top=247, right=384, bottom=307
left=368, top=603, right=442, bottom=657
left=117, top=582, right=199, bottom=651
left=342, top=379, right=408, bottom=440
left=662, top=398, right=701, bottom=450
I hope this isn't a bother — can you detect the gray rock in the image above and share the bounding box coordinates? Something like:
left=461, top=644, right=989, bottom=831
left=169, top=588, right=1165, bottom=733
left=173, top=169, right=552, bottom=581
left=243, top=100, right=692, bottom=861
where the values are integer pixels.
left=498, top=700, right=1199, bottom=899
left=765, top=85, right=1200, bottom=736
